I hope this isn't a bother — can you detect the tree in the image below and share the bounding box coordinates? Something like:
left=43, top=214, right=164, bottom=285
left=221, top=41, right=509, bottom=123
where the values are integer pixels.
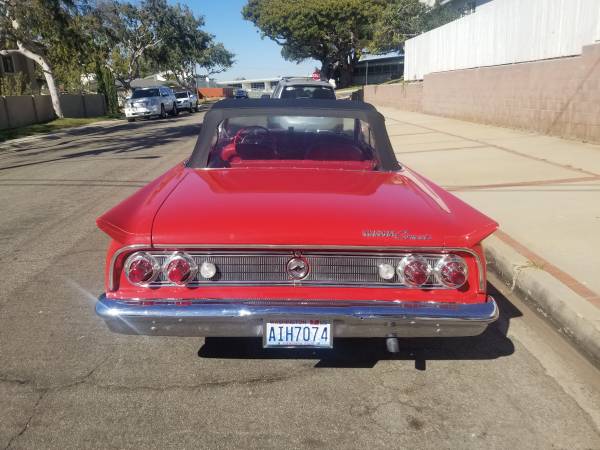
left=369, top=0, right=428, bottom=54
left=150, top=4, right=233, bottom=89
left=369, top=0, right=464, bottom=54
left=242, top=0, right=383, bottom=88
left=91, top=0, right=234, bottom=92
left=197, top=43, right=234, bottom=78
left=90, top=0, right=165, bottom=93
left=0, top=0, right=85, bottom=118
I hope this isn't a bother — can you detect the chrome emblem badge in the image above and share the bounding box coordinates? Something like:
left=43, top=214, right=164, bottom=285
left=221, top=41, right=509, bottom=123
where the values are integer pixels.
left=287, top=257, right=309, bottom=280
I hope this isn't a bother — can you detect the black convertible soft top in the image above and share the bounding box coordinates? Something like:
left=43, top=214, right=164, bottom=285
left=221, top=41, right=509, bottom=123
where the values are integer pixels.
left=187, top=99, right=400, bottom=170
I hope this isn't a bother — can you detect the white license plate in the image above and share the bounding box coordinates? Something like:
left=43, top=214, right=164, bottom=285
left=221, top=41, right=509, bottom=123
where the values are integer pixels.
left=263, top=320, right=332, bottom=348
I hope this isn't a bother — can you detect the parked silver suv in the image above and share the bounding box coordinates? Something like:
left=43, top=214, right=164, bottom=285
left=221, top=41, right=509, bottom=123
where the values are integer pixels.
left=174, top=90, right=200, bottom=113
left=125, top=86, right=178, bottom=121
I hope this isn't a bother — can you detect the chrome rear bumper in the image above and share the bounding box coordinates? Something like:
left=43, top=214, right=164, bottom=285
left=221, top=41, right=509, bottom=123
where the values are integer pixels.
left=96, top=295, right=498, bottom=338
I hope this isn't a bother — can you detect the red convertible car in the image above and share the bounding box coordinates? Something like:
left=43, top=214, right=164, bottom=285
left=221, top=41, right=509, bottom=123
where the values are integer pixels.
left=96, top=99, right=499, bottom=352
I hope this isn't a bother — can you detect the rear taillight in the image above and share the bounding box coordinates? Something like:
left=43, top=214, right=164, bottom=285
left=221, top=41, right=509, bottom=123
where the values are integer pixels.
left=397, top=255, right=431, bottom=287
left=435, top=255, right=468, bottom=288
left=125, top=252, right=159, bottom=285
left=164, top=253, right=197, bottom=285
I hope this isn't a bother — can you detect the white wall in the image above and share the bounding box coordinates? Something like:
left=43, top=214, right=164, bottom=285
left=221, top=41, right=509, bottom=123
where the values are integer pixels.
left=405, top=0, right=600, bottom=80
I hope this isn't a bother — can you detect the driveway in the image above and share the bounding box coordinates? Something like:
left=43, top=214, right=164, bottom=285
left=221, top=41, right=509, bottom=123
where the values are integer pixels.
left=0, top=112, right=598, bottom=449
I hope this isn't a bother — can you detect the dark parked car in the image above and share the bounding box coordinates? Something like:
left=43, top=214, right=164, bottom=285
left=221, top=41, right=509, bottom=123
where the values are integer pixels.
left=233, top=89, right=249, bottom=99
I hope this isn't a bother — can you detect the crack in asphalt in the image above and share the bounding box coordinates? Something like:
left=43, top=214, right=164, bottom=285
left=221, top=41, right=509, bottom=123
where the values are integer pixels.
left=84, top=370, right=311, bottom=394
left=4, top=391, right=45, bottom=450
left=0, top=358, right=310, bottom=447
left=0, top=354, right=110, bottom=449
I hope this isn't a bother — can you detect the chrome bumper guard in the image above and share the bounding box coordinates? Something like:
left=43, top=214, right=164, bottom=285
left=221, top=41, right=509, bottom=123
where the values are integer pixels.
left=96, top=295, right=498, bottom=338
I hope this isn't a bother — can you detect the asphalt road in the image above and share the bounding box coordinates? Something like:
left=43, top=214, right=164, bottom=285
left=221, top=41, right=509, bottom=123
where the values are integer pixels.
left=0, top=111, right=599, bottom=450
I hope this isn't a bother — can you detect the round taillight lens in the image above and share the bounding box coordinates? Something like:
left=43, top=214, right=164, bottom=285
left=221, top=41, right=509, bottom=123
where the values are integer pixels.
left=125, top=252, right=158, bottom=285
left=165, top=253, right=197, bottom=285
left=397, top=255, right=431, bottom=287
left=435, top=255, right=468, bottom=288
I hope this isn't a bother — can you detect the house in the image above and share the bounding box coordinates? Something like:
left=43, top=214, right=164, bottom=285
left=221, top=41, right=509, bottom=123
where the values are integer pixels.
left=352, top=52, right=404, bottom=85
left=216, top=77, right=283, bottom=97
left=0, top=52, right=41, bottom=95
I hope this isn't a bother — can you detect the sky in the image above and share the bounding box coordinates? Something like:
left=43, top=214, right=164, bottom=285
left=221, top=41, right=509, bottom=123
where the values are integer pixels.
left=180, top=0, right=320, bottom=81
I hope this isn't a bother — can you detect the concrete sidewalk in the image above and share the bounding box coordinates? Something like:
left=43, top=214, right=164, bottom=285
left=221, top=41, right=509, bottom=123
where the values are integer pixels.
left=377, top=106, right=600, bottom=364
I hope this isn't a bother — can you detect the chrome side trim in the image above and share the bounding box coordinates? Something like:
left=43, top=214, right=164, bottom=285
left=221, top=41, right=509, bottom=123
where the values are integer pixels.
left=108, top=244, right=485, bottom=292
left=95, top=294, right=499, bottom=338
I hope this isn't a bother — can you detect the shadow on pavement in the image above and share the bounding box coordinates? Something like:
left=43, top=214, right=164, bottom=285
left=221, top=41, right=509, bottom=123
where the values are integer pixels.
left=0, top=113, right=203, bottom=172
left=198, top=283, right=519, bottom=369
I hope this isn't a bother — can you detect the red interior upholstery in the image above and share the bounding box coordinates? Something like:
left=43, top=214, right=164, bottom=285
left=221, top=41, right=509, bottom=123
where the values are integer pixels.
left=229, top=159, right=376, bottom=170
left=305, top=139, right=365, bottom=161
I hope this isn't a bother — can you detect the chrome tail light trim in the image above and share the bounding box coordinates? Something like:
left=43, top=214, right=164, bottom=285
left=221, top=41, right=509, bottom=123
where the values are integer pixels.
left=108, top=244, right=485, bottom=292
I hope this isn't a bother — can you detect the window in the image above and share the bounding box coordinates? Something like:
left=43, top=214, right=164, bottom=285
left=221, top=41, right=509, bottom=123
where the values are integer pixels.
left=280, top=85, right=335, bottom=100
left=207, top=114, right=379, bottom=171
left=131, top=88, right=159, bottom=98
left=2, top=55, right=15, bottom=73
left=250, top=82, right=265, bottom=90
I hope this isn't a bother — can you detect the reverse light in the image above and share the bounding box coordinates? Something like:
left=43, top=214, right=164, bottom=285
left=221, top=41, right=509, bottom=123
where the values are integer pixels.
left=199, top=261, right=217, bottom=279
left=378, top=263, right=395, bottom=280
left=165, top=253, right=197, bottom=285
left=397, top=255, right=431, bottom=287
left=435, top=255, right=468, bottom=288
left=125, top=252, right=159, bottom=285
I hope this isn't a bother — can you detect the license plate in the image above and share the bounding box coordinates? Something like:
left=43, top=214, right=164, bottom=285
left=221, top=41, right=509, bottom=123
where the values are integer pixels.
left=263, top=320, right=332, bottom=348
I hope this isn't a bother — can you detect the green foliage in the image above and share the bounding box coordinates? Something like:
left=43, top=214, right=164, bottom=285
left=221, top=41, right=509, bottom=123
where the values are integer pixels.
left=243, top=0, right=463, bottom=85
left=423, top=2, right=463, bottom=30
left=242, top=0, right=383, bottom=87
left=0, top=0, right=90, bottom=95
left=370, top=0, right=464, bottom=53
left=0, top=0, right=83, bottom=56
left=369, top=0, right=428, bottom=53
left=88, top=0, right=233, bottom=91
left=0, top=72, right=32, bottom=95
left=95, top=62, right=119, bottom=116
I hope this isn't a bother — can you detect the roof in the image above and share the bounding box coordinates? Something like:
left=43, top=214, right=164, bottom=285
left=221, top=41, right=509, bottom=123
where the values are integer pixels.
left=211, top=98, right=376, bottom=111
left=132, top=85, right=170, bottom=90
left=358, top=51, right=404, bottom=62
left=277, top=78, right=332, bottom=87
left=216, top=77, right=282, bottom=85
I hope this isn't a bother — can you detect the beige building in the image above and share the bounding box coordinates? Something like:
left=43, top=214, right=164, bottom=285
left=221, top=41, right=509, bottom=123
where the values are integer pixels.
left=0, top=52, right=41, bottom=95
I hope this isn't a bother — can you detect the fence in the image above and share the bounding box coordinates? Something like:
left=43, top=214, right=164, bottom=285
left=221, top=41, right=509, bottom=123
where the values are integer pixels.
left=0, top=94, right=106, bottom=130
left=364, top=42, right=600, bottom=144
left=405, top=0, right=600, bottom=80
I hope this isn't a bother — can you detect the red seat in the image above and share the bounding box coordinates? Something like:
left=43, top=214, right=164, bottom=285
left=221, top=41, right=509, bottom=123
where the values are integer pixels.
left=305, top=138, right=365, bottom=161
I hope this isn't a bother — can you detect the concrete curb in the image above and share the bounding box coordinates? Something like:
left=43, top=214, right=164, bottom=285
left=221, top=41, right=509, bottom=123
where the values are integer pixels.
left=484, top=235, right=600, bottom=367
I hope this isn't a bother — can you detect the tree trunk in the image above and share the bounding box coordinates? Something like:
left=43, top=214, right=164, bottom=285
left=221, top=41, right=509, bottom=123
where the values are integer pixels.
left=339, top=60, right=353, bottom=88
left=39, top=56, right=63, bottom=118
left=2, top=44, right=64, bottom=118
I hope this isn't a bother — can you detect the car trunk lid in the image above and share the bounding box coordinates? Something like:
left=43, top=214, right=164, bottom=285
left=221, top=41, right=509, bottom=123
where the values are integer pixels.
left=150, top=168, right=497, bottom=248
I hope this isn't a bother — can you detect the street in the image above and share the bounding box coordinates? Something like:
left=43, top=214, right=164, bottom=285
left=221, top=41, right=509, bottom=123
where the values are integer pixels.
left=0, top=112, right=599, bottom=449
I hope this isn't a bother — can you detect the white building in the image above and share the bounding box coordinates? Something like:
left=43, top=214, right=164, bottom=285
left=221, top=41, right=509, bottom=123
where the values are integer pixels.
left=216, top=77, right=282, bottom=97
